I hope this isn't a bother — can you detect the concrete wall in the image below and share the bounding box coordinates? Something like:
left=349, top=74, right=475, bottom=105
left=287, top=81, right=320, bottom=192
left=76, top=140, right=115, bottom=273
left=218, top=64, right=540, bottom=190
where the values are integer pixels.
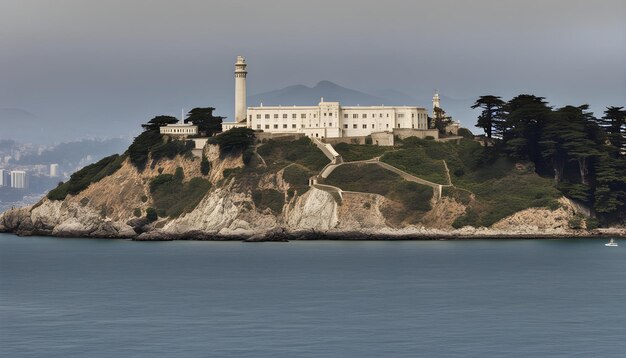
left=392, top=128, right=439, bottom=140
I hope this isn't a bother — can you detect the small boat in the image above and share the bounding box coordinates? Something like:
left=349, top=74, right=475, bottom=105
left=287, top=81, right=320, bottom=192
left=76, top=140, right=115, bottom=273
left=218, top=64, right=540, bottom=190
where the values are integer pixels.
left=605, top=239, right=618, bottom=247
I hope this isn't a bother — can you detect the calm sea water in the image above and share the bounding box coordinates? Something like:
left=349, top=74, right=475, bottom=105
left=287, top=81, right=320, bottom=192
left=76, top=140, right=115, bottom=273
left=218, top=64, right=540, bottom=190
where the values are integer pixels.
left=1, top=233, right=625, bottom=358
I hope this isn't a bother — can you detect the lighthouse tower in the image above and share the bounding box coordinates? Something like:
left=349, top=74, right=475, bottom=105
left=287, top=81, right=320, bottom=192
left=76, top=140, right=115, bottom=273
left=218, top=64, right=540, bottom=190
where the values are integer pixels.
left=432, top=91, right=441, bottom=116
left=234, top=56, right=248, bottom=125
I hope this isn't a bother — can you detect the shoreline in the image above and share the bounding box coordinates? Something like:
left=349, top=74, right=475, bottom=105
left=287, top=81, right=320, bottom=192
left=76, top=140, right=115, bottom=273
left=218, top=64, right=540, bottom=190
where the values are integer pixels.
left=3, top=229, right=625, bottom=242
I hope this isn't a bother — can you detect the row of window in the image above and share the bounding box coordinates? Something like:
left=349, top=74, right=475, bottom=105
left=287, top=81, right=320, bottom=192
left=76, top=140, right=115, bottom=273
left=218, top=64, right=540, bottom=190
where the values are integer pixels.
left=255, top=123, right=423, bottom=131
left=252, top=112, right=426, bottom=120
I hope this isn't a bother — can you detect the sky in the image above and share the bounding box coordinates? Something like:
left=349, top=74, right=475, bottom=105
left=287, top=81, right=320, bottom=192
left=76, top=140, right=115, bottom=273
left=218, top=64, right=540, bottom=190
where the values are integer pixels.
left=1, top=0, right=625, bottom=143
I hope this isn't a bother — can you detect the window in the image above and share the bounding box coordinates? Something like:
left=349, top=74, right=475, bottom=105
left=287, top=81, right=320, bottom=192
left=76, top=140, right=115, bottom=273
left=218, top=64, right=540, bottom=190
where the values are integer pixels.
left=412, top=113, right=415, bottom=118
left=362, top=124, right=367, bottom=129
left=301, top=124, right=305, bottom=128
left=371, top=124, right=375, bottom=128
left=292, top=124, right=296, bottom=128
left=292, top=114, right=297, bottom=119
left=283, top=124, right=287, bottom=128
left=353, top=114, right=358, bottom=119
left=353, top=124, right=357, bottom=129
left=398, top=113, right=405, bottom=118
left=273, top=124, right=278, bottom=129
left=249, top=115, right=252, bottom=120
left=324, top=113, right=327, bottom=116
left=256, top=124, right=261, bottom=129
left=343, top=124, right=348, bottom=129
left=328, top=123, right=332, bottom=127
left=344, top=114, right=348, bottom=118
left=362, top=114, right=367, bottom=118
left=328, top=113, right=333, bottom=117
left=314, top=114, right=317, bottom=118
left=283, top=114, right=287, bottom=119
left=380, top=113, right=383, bottom=118
left=301, top=114, right=306, bottom=119
left=386, top=124, right=389, bottom=128
left=265, top=114, right=270, bottom=119
left=274, top=114, right=279, bottom=119
left=256, top=114, right=261, bottom=119
left=387, top=114, right=389, bottom=117
left=265, top=124, right=270, bottom=129
left=397, top=124, right=401, bottom=128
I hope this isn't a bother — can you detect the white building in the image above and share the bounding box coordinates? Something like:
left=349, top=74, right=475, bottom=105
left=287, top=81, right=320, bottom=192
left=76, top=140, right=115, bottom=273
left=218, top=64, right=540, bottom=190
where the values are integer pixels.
left=0, top=169, right=9, bottom=186
left=10, top=170, right=28, bottom=189
left=222, top=56, right=436, bottom=141
left=159, top=123, right=198, bottom=136
left=50, top=163, right=59, bottom=177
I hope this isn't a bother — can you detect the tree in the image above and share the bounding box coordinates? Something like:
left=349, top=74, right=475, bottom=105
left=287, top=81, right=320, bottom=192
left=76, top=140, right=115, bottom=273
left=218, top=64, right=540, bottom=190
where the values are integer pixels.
left=185, top=107, right=224, bottom=137
left=502, top=95, right=552, bottom=164
left=558, top=105, right=603, bottom=185
left=141, top=115, right=178, bottom=131
left=433, top=107, right=452, bottom=135
left=598, top=106, right=626, bottom=157
left=471, top=95, right=505, bottom=139
left=593, top=153, right=626, bottom=220
left=212, top=127, right=255, bottom=156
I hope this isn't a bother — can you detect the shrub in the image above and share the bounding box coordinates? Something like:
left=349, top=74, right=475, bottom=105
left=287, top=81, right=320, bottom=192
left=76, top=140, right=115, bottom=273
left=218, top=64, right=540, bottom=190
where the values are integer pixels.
left=257, top=137, right=328, bottom=171
left=141, top=195, right=148, bottom=203
left=48, top=154, right=125, bottom=200
left=586, top=218, right=600, bottom=230
left=453, top=168, right=465, bottom=177
left=133, top=208, right=142, bottom=217
left=282, top=165, right=312, bottom=190
left=213, top=127, right=255, bottom=156
left=149, top=174, right=211, bottom=217
left=127, top=130, right=192, bottom=171
left=252, top=189, right=284, bottom=213
left=146, top=207, right=158, bottom=222
left=458, top=128, right=474, bottom=139
left=200, top=155, right=211, bottom=175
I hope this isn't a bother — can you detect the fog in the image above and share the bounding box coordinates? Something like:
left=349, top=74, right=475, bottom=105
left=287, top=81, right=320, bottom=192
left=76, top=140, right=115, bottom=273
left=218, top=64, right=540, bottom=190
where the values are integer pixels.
left=1, top=0, right=624, bottom=142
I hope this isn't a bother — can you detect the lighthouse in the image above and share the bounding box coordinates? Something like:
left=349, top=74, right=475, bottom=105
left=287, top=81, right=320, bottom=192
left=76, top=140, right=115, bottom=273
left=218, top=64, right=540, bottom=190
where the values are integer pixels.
left=234, top=56, right=247, bottom=125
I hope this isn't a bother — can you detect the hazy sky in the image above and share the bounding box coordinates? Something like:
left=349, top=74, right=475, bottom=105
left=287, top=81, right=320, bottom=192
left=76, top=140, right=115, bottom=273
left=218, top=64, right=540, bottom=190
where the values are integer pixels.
left=1, top=0, right=624, bottom=142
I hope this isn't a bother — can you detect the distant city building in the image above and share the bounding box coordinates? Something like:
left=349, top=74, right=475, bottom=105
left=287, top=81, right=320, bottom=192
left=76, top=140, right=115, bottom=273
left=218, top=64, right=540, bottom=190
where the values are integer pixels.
left=50, top=163, right=59, bottom=177
left=0, top=169, right=9, bottom=186
left=10, top=170, right=28, bottom=189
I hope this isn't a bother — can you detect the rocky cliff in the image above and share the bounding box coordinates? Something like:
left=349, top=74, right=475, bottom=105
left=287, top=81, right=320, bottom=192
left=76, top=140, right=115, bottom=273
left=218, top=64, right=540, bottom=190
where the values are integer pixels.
left=1, top=136, right=623, bottom=240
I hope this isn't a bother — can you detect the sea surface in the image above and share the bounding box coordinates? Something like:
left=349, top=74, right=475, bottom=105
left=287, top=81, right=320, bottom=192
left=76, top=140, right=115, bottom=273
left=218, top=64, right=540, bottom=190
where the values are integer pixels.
left=1, top=234, right=625, bottom=357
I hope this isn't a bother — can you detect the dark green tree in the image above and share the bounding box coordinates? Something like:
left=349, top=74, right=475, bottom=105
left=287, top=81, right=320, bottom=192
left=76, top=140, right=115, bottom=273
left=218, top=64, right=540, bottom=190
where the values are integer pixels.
left=598, top=106, right=626, bottom=157
left=502, top=95, right=552, bottom=164
left=471, top=95, right=505, bottom=139
left=433, top=107, right=453, bottom=135
left=141, top=115, right=178, bottom=131
left=185, top=107, right=224, bottom=136
left=593, top=153, right=626, bottom=220
left=558, top=105, right=602, bottom=185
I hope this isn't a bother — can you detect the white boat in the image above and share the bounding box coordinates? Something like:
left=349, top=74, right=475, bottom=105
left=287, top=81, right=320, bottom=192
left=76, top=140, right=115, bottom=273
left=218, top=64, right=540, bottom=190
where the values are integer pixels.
left=605, top=239, right=618, bottom=247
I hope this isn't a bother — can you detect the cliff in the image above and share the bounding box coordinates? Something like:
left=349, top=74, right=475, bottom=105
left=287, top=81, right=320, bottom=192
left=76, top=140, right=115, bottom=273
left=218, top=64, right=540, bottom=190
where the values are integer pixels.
left=1, top=133, right=624, bottom=240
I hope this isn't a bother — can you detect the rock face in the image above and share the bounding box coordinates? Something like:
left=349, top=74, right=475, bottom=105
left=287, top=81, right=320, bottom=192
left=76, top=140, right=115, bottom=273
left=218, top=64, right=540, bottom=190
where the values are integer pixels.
left=0, top=146, right=615, bottom=240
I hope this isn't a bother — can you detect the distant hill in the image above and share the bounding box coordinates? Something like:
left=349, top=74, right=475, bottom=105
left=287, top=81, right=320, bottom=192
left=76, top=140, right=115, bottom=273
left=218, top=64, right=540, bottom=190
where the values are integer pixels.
left=249, top=81, right=408, bottom=107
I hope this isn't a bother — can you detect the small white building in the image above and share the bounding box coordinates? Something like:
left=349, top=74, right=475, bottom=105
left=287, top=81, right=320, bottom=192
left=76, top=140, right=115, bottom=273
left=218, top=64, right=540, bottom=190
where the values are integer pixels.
left=10, top=170, right=28, bottom=189
left=0, top=169, right=9, bottom=186
left=159, top=123, right=198, bottom=136
left=50, top=163, right=59, bottom=177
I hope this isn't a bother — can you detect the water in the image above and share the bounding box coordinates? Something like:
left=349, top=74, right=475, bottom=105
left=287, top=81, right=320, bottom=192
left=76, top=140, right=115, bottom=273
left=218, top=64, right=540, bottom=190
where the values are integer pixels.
left=1, top=234, right=625, bottom=357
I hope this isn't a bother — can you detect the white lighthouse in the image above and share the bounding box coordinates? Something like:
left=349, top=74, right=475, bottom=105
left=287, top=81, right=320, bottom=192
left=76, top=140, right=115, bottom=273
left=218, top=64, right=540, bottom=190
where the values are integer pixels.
left=234, top=56, right=248, bottom=125
left=432, top=91, right=441, bottom=115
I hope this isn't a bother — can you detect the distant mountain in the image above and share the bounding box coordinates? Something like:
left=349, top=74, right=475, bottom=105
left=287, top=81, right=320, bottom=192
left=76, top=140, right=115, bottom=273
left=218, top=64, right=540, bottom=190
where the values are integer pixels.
left=0, top=108, right=47, bottom=143
left=249, top=81, right=401, bottom=107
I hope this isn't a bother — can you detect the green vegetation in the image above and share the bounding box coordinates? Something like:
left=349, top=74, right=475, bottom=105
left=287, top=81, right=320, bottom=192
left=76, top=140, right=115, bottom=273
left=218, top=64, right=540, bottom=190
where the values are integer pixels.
left=380, top=148, right=448, bottom=184
left=324, top=163, right=433, bottom=213
left=146, top=207, right=158, bottom=222
left=141, top=115, right=178, bottom=131
left=133, top=208, right=142, bottom=217
left=471, top=94, right=626, bottom=224
left=200, top=155, right=211, bottom=175
left=185, top=107, right=224, bottom=137
left=148, top=169, right=211, bottom=217
left=257, top=137, right=329, bottom=172
left=210, top=127, right=255, bottom=157
left=47, top=154, right=126, bottom=200
left=127, top=130, right=193, bottom=171
left=282, top=164, right=313, bottom=192
left=333, top=142, right=390, bottom=161
left=251, top=189, right=284, bottom=213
